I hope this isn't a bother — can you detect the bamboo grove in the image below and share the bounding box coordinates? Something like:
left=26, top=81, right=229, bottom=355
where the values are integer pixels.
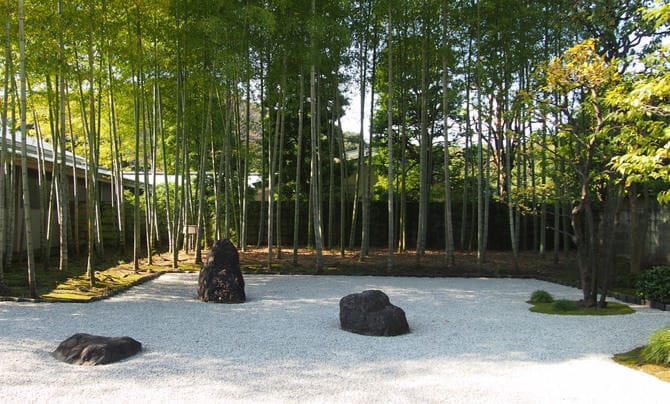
left=0, top=0, right=668, bottom=305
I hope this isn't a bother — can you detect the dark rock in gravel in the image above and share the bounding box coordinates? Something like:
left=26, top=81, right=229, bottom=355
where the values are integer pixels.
left=198, top=239, right=246, bottom=303
left=339, top=290, right=409, bottom=336
left=52, top=333, right=142, bottom=365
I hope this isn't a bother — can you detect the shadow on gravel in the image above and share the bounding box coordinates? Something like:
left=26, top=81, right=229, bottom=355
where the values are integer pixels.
left=1, top=273, right=668, bottom=402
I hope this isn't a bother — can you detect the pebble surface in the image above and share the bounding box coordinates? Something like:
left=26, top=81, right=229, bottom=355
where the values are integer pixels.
left=1, top=273, right=669, bottom=403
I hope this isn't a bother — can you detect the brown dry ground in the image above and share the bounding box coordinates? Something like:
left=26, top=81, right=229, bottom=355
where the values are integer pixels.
left=0, top=247, right=576, bottom=301
left=237, top=247, right=578, bottom=284
left=0, top=246, right=581, bottom=301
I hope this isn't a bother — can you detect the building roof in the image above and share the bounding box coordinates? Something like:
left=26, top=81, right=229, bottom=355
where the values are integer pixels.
left=1, top=129, right=122, bottom=185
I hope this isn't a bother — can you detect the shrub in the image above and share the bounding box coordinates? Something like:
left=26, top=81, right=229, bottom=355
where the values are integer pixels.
left=551, top=299, right=578, bottom=312
left=642, top=327, right=670, bottom=366
left=636, top=266, right=670, bottom=303
left=529, top=290, right=554, bottom=304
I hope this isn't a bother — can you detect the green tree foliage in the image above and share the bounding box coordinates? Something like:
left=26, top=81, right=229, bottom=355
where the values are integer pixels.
left=537, top=30, right=668, bottom=305
left=0, top=0, right=668, bottom=296
left=608, top=43, right=670, bottom=203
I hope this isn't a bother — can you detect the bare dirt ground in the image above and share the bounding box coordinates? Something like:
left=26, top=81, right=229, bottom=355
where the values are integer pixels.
left=236, top=246, right=578, bottom=283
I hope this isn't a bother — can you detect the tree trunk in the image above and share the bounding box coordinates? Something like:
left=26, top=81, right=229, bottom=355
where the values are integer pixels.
left=194, top=89, right=213, bottom=265
left=64, top=90, right=80, bottom=257
left=276, top=63, right=287, bottom=259
left=307, top=175, right=313, bottom=247
left=210, top=123, right=221, bottom=241
left=223, top=88, right=233, bottom=240
left=0, top=0, right=11, bottom=289
left=108, top=50, right=125, bottom=256
left=349, top=37, right=367, bottom=251
left=360, top=33, right=377, bottom=260
left=328, top=89, right=336, bottom=250
left=552, top=119, right=562, bottom=264
left=461, top=48, right=472, bottom=251
left=232, top=84, right=242, bottom=244
left=505, top=126, right=519, bottom=268
left=293, top=73, right=304, bottom=265
left=441, top=31, right=455, bottom=266
left=138, top=36, right=152, bottom=266
left=85, top=4, right=98, bottom=287
left=6, top=93, right=17, bottom=265
left=267, top=91, right=278, bottom=266
left=416, top=34, right=429, bottom=260
left=240, top=77, right=251, bottom=251
left=156, top=84, right=170, bottom=254
left=132, top=67, right=141, bottom=272
left=398, top=73, right=407, bottom=253
left=336, top=104, right=347, bottom=257
left=572, top=196, right=598, bottom=307
left=386, top=6, right=394, bottom=270
left=19, top=0, right=37, bottom=298
left=476, top=91, right=487, bottom=263
left=30, top=110, right=49, bottom=271
left=257, top=58, right=266, bottom=248
left=171, top=5, right=183, bottom=269
left=310, top=0, right=323, bottom=272
left=149, top=43, right=161, bottom=249
left=475, top=1, right=486, bottom=265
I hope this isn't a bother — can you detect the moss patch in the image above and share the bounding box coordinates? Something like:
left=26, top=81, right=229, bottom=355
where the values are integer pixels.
left=614, top=347, right=670, bottom=383
left=529, top=301, right=635, bottom=315
left=40, top=268, right=158, bottom=302
left=1, top=253, right=198, bottom=302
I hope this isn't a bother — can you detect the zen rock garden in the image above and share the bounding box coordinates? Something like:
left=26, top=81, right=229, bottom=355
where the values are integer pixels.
left=52, top=241, right=409, bottom=366
left=194, top=239, right=410, bottom=336
left=339, top=289, right=410, bottom=336
left=52, top=333, right=142, bottom=365
left=198, top=239, right=246, bottom=303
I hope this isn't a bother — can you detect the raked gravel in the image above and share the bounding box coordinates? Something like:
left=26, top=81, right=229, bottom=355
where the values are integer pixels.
left=1, top=272, right=670, bottom=403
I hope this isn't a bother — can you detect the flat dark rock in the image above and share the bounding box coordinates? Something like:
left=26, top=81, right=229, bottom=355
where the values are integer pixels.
left=339, top=290, right=410, bottom=336
left=198, top=239, right=246, bottom=303
left=52, top=333, right=142, bottom=365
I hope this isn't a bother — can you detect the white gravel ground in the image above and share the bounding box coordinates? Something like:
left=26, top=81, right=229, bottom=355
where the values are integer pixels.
left=1, top=272, right=670, bottom=403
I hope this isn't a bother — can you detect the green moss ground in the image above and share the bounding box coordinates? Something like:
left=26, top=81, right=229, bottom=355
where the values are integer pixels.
left=529, top=301, right=635, bottom=315
left=0, top=254, right=200, bottom=302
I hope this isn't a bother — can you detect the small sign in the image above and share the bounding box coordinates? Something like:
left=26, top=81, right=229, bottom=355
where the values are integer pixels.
left=183, top=225, right=198, bottom=235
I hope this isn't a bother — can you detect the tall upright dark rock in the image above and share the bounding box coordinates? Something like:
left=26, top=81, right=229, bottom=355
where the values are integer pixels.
left=198, top=239, right=246, bottom=303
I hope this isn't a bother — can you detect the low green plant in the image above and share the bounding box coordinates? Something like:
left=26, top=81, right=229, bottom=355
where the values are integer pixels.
left=642, top=327, right=670, bottom=366
left=530, top=300, right=634, bottom=315
left=614, top=346, right=670, bottom=382
left=529, top=290, right=554, bottom=304
left=551, top=299, right=579, bottom=311
left=636, top=266, right=670, bottom=303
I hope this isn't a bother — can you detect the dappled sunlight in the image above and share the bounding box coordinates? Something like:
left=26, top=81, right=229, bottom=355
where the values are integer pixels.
left=114, top=272, right=199, bottom=302
left=2, top=274, right=670, bottom=402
